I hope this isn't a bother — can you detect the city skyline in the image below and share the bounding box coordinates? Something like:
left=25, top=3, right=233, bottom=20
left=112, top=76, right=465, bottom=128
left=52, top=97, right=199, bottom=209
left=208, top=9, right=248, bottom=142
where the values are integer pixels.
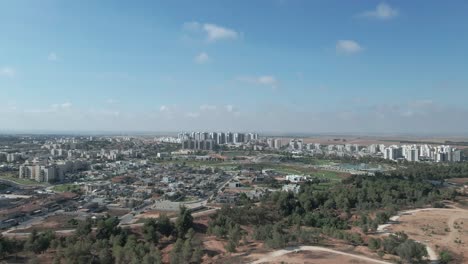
left=1, top=1, right=468, bottom=133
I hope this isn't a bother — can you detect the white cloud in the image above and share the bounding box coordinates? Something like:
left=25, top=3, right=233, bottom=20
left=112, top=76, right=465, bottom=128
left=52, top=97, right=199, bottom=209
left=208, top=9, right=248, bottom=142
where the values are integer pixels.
left=200, top=104, right=217, bottom=111
left=51, top=102, right=72, bottom=110
left=3, top=100, right=468, bottom=134
left=48, top=52, right=59, bottom=61
left=160, top=105, right=169, bottom=112
left=336, top=40, right=363, bottom=55
left=0, top=67, right=16, bottom=77
left=237, top=75, right=279, bottom=88
left=203, top=23, right=238, bottom=41
left=359, top=2, right=398, bottom=20
left=183, top=22, right=239, bottom=42
left=194, top=52, right=210, bottom=64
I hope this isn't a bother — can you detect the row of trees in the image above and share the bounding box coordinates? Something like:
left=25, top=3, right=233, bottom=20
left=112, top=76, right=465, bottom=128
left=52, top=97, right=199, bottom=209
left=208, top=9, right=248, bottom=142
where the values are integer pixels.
left=390, top=162, right=468, bottom=180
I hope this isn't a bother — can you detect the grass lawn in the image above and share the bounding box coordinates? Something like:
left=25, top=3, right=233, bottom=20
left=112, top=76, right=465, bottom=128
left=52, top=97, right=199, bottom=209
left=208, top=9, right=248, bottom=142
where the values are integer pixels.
left=220, top=151, right=256, bottom=157
left=0, top=172, right=45, bottom=186
left=242, top=163, right=344, bottom=181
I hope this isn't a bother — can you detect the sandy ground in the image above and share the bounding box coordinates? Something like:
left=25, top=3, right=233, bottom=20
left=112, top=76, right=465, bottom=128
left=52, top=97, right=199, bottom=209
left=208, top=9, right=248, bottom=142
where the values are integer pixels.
left=446, top=178, right=468, bottom=185
left=249, top=246, right=391, bottom=264
left=133, top=210, right=178, bottom=221
left=261, top=250, right=382, bottom=264
left=9, top=214, right=76, bottom=233
left=385, top=207, right=468, bottom=262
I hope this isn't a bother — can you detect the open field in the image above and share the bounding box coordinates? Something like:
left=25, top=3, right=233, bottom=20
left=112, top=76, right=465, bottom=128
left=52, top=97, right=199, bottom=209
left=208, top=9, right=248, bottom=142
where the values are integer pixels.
left=250, top=249, right=388, bottom=264
left=244, top=163, right=348, bottom=181
left=386, top=205, right=468, bottom=262
left=0, top=172, right=45, bottom=186
left=10, top=214, right=77, bottom=233
left=134, top=210, right=178, bottom=223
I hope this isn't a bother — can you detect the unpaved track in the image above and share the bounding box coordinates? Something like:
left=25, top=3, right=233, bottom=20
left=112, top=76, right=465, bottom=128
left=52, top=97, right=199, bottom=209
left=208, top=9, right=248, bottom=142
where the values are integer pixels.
left=250, top=245, right=391, bottom=264
left=377, top=207, right=468, bottom=262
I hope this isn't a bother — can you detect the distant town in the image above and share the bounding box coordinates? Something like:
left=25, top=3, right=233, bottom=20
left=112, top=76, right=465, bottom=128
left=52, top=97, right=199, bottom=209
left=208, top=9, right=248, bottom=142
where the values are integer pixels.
left=0, top=133, right=467, bottom=263
left=0, top=133, right=463, bottom=186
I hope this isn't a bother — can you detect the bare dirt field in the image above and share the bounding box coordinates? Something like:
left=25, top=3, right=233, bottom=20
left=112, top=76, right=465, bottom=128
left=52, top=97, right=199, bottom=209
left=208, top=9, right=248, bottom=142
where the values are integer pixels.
left=447, top=178, right=468, bottom=185
left=10, top=214, right=76, bottom=233
left=106, top=208, right=130, bottom=217
left=387, top=206, right=468, bottom=262
left=133, top=210, right=178, bottom=222
left=258, top=250, right=379, bottom=264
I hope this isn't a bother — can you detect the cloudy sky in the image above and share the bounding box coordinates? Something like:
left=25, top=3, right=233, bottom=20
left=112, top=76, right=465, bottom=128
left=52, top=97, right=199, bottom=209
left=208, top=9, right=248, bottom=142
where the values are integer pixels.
left=1, top=0, right=468, bottom=134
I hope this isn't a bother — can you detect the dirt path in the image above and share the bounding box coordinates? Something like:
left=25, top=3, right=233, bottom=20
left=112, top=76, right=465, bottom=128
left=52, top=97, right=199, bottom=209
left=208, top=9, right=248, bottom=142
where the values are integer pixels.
left=377, top=207, right=468, bottom=262
left=250, top=246, right=391, bottom=264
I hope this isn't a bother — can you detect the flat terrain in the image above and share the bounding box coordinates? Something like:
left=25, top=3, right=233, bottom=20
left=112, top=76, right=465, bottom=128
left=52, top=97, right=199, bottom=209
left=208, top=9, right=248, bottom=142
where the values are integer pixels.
left=251, top=249, right=388, bottom=264
left=10, top=214, right=77, bottom=233
left=0, top=172, right=45, bottom=186
left=224, top=240, right=393, bottom=264
left=387, top=206, right=468, bottom=262
left=298, top=136, right=468, bottom=149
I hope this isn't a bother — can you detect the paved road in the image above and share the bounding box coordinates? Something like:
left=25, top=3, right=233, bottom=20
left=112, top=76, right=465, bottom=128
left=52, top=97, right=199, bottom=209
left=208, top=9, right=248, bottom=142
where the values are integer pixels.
left=251, top=245, right=392, bottom=264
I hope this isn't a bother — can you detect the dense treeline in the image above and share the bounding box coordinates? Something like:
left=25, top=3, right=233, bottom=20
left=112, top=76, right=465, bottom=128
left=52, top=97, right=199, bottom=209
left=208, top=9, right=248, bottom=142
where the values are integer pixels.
left=0, top=206, right=196, bottom=264
left=207, top=174, right=456, bottom=261
left=208, top=174, right=456, bottom=232
left=389, top=163, right=468, bottom=180
left=272, top=175, right=455, bottom=230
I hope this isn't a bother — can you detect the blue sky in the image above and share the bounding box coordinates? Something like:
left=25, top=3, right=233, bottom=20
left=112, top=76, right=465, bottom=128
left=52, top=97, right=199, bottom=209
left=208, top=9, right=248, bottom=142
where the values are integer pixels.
left=1, top=0, right=468, bottom=134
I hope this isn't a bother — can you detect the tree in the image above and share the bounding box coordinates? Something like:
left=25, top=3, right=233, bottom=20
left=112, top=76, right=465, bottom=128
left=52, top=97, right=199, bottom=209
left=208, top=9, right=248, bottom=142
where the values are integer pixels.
left=182, top=238, right=193, bottom=262
left=170, top=238, right=184, bottom=264
left=225, top=239, right=236, bottom=253
left=229, top=224, right=242, bottom=246
left=176, top=206, right=193, bottom=238
left=142, top=218, right=160, bottom=244
left=439, top=250, right=453, bottom=264
left=75, top=219, right=92, bottom=237
left=96, top=217, right=120, bottom=240
left=24, top=230, right=55, bottom=254
left=142, top=248, right=162, bottom=264
left=395, top=240, right=427, bottom=263
left=98, top=248, right=113, bottom=264
left=191, top=246, right=203, bottom=263
left=158, top=214, right=174, bottom=237
left=368, top=237, right=381, bottom=251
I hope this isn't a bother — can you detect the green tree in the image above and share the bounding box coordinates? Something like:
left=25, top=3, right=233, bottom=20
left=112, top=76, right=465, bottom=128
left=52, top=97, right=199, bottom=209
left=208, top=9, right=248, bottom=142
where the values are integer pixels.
left=142, top=218, right=160, bottom=244
left=176, top=206, right=193, bottom=238
left=225, top=239, right=236, bottom=253
left=75, top=219, right=92, bottom=237
left=395, top=240, right=427, bottom=263
left=368, top=237, right=381, bottom=251
left=439, top=250, right=453, bottom=264
left=98, top=248, right=113, bottom=264
left=158, top=214, right=174, bottom=237
left=170, top=238, right=184, bottom=264
left=182, top=238, right=193, bottom=262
